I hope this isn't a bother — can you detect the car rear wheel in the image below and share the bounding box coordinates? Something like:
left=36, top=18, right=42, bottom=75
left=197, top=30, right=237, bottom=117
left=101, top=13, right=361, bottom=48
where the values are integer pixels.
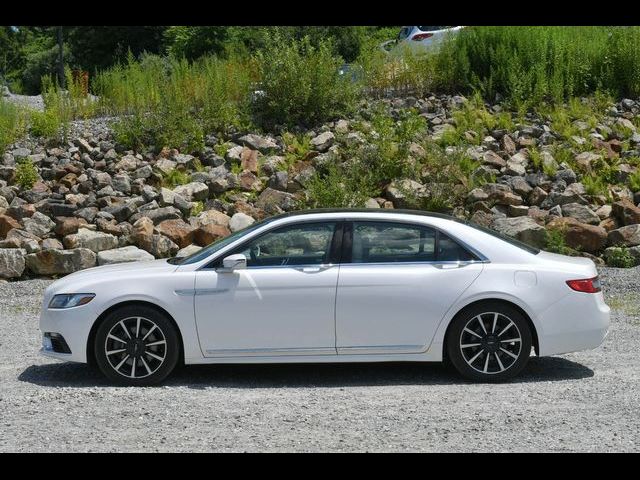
left=446, top=303, right=532, bottom=382
left=94, top=305, right=180, bottom=386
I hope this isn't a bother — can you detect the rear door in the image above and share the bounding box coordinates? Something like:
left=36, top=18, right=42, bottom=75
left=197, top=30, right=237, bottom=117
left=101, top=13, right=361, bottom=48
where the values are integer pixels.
left=335, top=221, right=484, bottom=355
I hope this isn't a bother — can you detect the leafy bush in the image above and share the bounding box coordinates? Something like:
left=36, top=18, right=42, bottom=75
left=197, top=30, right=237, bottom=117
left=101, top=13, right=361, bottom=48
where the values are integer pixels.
left=161, top=168, right=191, bottom=188
left=29, top=108, right=61, bottom=139
left=14, top=157, right=38, bottom=189
left=605, top=246, right=637, bottom=268
left=0, top=100, right=27, bottom=153
left=254, top=36, right=359, bottom=129
left=545, top=228, right=577, bottom=255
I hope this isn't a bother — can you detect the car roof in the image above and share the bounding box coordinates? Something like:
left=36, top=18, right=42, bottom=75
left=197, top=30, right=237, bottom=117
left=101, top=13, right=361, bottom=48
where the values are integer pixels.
left=270, top=208, right=457, bottom=221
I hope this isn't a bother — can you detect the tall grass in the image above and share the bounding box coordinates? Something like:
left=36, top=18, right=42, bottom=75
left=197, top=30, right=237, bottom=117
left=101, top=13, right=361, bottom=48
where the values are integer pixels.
left=0, top=100, right=28, bottom=153
left=93, top=52, right=256, bottom=151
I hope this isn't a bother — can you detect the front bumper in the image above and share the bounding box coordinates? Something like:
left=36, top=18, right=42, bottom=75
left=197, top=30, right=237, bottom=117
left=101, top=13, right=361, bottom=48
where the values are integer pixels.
left=39, top=304, right=97, bottom=363
left=537, top=291, right=610, bottom=356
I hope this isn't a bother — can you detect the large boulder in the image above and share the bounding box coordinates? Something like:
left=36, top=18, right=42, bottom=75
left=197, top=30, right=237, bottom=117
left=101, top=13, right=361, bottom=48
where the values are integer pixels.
left=22, top=211, right=56, bottom=237
left=612, top=199, right=640, bottom=226
left=63, top=228, right=119, bottom=253
left=0, top=248, right=26, bottom=279
left=492, top=217, right=546, bottom=248
left=229, top=212, right=255, bottom=233
left=255, top=188, right=297, bottom=213
left=0, top=214, right=20, bottom=238
left=310, top=132, right=335, bottom=152
left=173, top=182, right=209, bottom=202
left=237, top=133, right=278, bottom=153
left=194, top=224, right=231, bottom=246
left=97, top=246, right=155, bottom=265
left=156, top=219, right=195, bottom=249
left=608, top=224, right=640, bottom=247
left=560, top=203, right=600, bottom=225
left=195, top=209, right=231, bottom=229
left=482, top=183, right=523, bottom=206
left=26, top=248, right=96, bottom=275
left=546, top=217, right=608, bottom=253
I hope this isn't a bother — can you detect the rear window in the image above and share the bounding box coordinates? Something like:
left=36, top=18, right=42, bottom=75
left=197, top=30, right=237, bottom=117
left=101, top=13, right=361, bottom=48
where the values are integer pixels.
left=418, top=26, right=453, bottom=32
left=463, top=221, right=541, bottom=255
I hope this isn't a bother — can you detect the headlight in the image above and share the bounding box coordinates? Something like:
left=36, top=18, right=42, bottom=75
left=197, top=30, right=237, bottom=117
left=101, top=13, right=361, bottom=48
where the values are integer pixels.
left=48, top=293, right=95, bottom=309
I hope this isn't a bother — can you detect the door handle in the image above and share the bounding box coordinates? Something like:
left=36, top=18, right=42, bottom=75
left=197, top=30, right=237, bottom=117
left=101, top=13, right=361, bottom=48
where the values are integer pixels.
left=298, top=264, right=333, bottom=273
left=433, top=261, right=470, bottom=270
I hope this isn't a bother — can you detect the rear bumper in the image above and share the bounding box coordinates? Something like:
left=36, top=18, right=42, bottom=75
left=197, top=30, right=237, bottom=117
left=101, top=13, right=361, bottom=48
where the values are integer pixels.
left=537, top=291, right=610, bottom=356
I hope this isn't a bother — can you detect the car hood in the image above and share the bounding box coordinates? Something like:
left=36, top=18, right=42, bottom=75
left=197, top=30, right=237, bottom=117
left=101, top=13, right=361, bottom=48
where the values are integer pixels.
left=46, top=259, right=178, bottom=294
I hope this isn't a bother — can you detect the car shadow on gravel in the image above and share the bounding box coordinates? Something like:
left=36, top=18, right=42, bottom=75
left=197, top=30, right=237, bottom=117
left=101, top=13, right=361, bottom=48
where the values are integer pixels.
left=19, top=356, right=593, bottom=388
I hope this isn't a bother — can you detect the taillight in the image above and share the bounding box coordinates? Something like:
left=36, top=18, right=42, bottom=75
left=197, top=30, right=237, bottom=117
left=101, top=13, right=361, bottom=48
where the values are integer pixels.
left=412, top=33, right=434, bottom=41
left=566, top=277, right=601, bottom=293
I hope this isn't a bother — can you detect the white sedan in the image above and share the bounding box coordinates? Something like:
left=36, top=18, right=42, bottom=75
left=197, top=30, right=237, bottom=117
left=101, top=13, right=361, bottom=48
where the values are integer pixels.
left=381, top=26, right=465, bottom=54
left=39, top=209, right=610, bottom=385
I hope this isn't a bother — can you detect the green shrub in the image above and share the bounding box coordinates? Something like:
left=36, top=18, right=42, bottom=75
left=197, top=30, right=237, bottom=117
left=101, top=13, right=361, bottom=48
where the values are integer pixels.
left=605, top=246, right=637, bottom=268
left=545, top=228, right=577, bottom=255
left=29, top=108, right=61, bottom=139
left=162, top=168, right=191, bottom=188
left=254, top=36, right=359, bottom=129
left=0, top=100, right=27, bottom=153
left=305, top=162, right=373, bottom=209
left=628, top=169, right=640, bottom=193
left=15, top=157, right=38, bottom=189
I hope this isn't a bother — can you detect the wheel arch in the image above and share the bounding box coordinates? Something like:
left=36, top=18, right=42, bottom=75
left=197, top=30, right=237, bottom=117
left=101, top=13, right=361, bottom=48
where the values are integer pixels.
left=441, top=298, right=540, bottom=361
left=86, top=300, right=185, bottom=367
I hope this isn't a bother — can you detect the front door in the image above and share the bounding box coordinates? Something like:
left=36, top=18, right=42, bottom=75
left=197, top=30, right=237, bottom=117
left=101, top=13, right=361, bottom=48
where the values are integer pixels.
left=194, top=221, right=340, bottom=357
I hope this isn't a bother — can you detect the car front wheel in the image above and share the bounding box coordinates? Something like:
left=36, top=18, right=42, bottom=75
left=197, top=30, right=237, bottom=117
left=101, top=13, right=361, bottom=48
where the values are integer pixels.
left=94, top=305, right=180, bottom=386
left=447, top=303, right=532, bottom=382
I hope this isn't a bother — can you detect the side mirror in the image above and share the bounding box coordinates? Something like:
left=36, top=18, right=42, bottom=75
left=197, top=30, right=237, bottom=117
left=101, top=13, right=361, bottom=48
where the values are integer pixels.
left=220, top=254, right=247, bottom=272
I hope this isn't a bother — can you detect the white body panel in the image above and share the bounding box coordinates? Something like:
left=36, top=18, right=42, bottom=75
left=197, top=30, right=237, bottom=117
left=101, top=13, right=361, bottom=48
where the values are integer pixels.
left=194, top=266, right=338, bottom=357
left=38, top=210, right=610, bottom=367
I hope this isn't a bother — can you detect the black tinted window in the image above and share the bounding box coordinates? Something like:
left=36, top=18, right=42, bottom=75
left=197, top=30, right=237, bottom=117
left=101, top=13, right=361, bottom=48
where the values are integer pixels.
left=418, top=26, right=452, bottom=31
left=437, top=233, right=477, bottom=261
left=233, top=222, right=337, bottom=267
left=352, top=222, right=436, bottom=264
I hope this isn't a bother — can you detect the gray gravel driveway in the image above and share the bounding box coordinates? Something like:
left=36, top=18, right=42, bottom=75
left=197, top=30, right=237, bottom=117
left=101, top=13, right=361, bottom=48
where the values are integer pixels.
left=1, top=267, right=639, bottom=452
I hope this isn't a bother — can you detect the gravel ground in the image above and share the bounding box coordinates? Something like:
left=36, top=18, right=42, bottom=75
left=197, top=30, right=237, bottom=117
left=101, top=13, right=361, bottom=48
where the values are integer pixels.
left=1, top=267, right=639, bottom=452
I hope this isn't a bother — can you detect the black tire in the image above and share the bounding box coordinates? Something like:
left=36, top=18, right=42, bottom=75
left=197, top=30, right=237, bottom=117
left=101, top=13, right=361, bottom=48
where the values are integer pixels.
left=446, top=302, right=532, bottom=382
left=94, top=305, right=180, bottom=386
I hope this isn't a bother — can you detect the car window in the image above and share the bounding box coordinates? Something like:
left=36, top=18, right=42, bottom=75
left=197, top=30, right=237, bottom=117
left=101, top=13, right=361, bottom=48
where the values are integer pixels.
left=172, top=219, right=270, bottom=265
left=418, top=26, right=452, bottom=32
left=437, top=232, right=477, bottom=262
left=233, top=222, right=337, bottom=267
left=398, top=27, right=412, bottom=40
left=352, top=222, right=436, bottom=264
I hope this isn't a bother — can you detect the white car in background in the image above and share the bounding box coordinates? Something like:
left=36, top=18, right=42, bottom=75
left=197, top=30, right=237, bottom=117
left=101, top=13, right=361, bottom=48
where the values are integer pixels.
left=39, top=209, right=610, bottom=386
left=381, top=26, right=465, bottom=54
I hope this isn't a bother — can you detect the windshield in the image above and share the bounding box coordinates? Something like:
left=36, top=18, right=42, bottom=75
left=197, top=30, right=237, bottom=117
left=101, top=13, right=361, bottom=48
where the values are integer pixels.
left=169, top=217, right=273, bottom=266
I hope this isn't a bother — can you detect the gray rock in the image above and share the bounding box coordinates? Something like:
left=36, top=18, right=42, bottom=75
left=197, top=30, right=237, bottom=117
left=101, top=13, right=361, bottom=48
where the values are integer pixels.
left=173, top=182, right=209, bottom=202
left=492, top=217, right=546, bottom=248
left=23, top=212, right=56, bottom=237
left=63, top=228, right=119, bottom=252
left=238, top=134, right=278, bottom=153
left=255, top=188, right=298, bottom=213
left=608, top=224, right=640, bottom=247
left=229, top=213, right=255, bottom=233
left=97, top=246, right=155, bottom=265
left=561, top=203, right=600, bottom=225
left=0, top=249, right=26, bottom=279
left=310, top=132, right=335, bottom=152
